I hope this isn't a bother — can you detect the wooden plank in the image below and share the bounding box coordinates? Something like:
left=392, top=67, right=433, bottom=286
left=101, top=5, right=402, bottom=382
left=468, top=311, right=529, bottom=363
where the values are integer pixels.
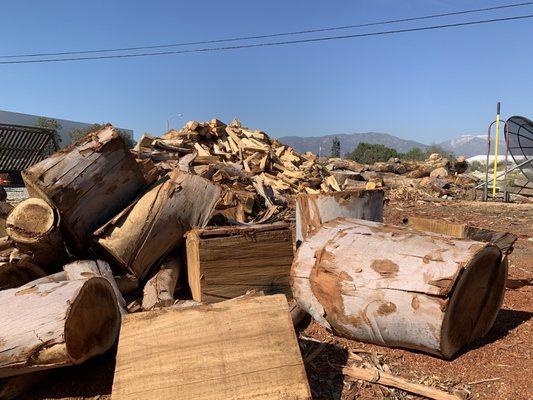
left=408, top=216, right=517, bottom=254
left=186, top=224, right=294, bottom=303
left=111, top=295, right=311, bottom=400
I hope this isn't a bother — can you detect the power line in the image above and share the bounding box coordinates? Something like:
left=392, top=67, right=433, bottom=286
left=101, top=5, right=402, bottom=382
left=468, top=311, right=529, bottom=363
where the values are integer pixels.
left=1, top=13, right=532, bottom=65
left=1, top=1, right=532, bottom=59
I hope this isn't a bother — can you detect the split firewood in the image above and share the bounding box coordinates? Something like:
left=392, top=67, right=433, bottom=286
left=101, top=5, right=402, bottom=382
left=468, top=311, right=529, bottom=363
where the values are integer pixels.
left=94, top=171, right=221, bottom=280
left=63, top=259, right=127, bottom=315
left=343, top=366, right=461, bottom=400
left=22, top=124, right=146, bottom=253
left=142, top=256, right=181, bottom=310
left=6, top=198, right=68, bottom=269
left=0, top=277, right=120, bottom=378
left=0, top=237, right=11, bottom=252
left=292, top=218, right=504, bottom=358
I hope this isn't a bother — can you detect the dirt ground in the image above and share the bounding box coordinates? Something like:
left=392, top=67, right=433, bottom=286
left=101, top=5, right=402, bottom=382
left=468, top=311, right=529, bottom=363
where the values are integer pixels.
left=16, top=198, right=533, bottom=400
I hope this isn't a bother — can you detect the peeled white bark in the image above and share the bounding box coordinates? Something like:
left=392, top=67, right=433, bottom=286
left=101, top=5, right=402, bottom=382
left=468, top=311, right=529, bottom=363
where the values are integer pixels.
left=291, top=218, right=504, bottom=358
left=0, top=277, right=120, bottom=378
left=142, top=256, right=181, bottom=310
left=63, top=259, right=127, bottom=315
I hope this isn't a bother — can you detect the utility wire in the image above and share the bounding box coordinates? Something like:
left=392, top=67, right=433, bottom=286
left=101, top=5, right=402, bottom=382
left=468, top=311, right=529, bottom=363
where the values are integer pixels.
left=1, top=1, right=532, bottom=59
left=1, top=13, right=532, bottom=65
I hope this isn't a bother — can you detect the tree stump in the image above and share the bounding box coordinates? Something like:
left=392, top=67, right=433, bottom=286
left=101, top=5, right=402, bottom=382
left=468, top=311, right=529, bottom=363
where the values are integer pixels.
left=0, top=277, right=120, bottom=378
left=22, top=125, right=146, bottom=253
left=6, top=198, right=68, bottom=269
left=291, top=218, right=504, bottom=358
left=94, top=172, right=221, bottom=280
left=295, top=190, right=384, bottom=244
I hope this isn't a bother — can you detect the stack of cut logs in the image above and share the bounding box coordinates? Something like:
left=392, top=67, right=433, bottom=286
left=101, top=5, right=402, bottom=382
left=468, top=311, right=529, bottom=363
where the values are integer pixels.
left=0, top=122, right=514, bottom=400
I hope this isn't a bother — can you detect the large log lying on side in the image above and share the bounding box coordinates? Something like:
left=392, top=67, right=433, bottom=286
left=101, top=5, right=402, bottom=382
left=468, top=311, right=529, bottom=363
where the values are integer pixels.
left=6, top=198, right=68, bottom=269
left=186, top=223, right=293, bottom=303
left=63, top=259, right=127, bottom=315
left=95, top=171, right=221, bottom=280
left=0, top=277, right=120, bottom=378
left=142, top=255, right=181, bottom=310
left=22, top=125, right=146, bottom=253
left=112, top=294, right=311, bottom=400
left=291, top=218, right=504, bottom=359
left=295, top=190, right=384, bottom=244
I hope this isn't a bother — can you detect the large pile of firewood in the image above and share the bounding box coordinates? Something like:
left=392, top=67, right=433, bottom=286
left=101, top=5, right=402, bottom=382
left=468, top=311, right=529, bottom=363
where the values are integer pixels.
left=133, top=119, right=343, bottom=223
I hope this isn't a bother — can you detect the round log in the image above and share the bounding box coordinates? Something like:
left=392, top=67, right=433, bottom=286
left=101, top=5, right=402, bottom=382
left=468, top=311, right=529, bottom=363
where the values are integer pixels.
left=291, top=218, right=504, bottom=359
left=6, top=198, right=68, bottom=269
left=94, top=172, right=221, bottom=280
left=0, top=277, right=120, bottom=378
left=21, top=125, right=146, bottom=253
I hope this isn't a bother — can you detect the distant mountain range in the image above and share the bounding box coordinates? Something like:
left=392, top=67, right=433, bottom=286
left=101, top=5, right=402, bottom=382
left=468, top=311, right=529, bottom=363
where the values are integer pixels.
left=277, top=132, right=496, bottom=158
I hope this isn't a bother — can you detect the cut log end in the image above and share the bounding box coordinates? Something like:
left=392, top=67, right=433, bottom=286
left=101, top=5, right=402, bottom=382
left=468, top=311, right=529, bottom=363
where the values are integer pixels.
left=441, top=245, right=505, bottom=358
left=6, top=198, right=55, bottom=243
left=64, top=278, right=120, bottom=363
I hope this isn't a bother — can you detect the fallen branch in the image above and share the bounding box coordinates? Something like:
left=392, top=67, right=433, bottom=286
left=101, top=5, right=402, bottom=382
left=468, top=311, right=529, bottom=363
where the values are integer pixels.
left=343, top=366, right=461, bottom=400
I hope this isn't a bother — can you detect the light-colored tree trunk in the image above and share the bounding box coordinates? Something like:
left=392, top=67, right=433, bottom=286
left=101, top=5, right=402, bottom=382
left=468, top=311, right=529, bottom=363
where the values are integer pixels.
left=22, top=125, right=146, bottom=253
left=291, top=218, right=504, bottom=359
left=94, top=172, right=221, bottom=280
left=0, top=277, right=120, bottom=378
left=142, top=256, right=181, bottom=310
left=295, top=190, right=384, bottom=244
left=6, top=198, right=68, bottom=269
left=63, top=260, right=127, bottom=315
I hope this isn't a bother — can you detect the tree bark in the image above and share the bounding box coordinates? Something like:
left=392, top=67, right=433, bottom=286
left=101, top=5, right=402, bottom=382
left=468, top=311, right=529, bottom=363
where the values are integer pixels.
left=291, top=218, right=504, bottom=359
left=0, top=277, right=120, bottom=378
left=115, top=274, right=139, bottom=295
left=94, top=171, right=221, bottom=280
left=22, top=124, right=146, bottom=254
left=142, top=256, right=181, bottom=310
left=295, top=190, right=384, bottom=244
left=63, top=259, right=127, bottom=315
left=6, top=198, right=68, bottom=269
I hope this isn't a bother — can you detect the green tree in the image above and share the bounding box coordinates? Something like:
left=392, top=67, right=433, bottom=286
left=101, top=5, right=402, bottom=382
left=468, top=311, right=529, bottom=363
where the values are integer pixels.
left=345, top=142, right=399, bottom=164
left=400, top=147, right=426, bottom=161
left=35, top=117, right=62, bottom=155
left=68, top=123, right=135, bottom=148
left=330, top=136, right=341, bottom=158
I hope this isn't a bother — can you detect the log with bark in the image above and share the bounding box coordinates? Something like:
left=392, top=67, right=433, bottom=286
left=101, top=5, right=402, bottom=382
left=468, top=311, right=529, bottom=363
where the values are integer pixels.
left=22, top=124, right=146, bottom=253
left=63, top=259, right=127, bottom=315
left=186, top=223, right=293, bottom=303
left=291, top=218, right=504, bottom=358
left=6, top=198, right=68, bottom=269
left=0, top=277, right=120, bottom=378
left=94, top=171, right=221, bottom=280
left=142, top=255, right=181, bottom=310
left=295, top=190, right=384, bottom=243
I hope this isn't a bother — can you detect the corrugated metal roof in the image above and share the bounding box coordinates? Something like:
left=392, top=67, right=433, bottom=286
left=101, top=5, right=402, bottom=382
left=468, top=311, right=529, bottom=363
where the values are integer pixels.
left=0, top=123, right=57, bottom=172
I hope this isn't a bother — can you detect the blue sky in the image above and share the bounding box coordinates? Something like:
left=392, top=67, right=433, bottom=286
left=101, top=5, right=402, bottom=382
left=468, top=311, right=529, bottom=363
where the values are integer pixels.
left=1, top=1, right=532, bottom=143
